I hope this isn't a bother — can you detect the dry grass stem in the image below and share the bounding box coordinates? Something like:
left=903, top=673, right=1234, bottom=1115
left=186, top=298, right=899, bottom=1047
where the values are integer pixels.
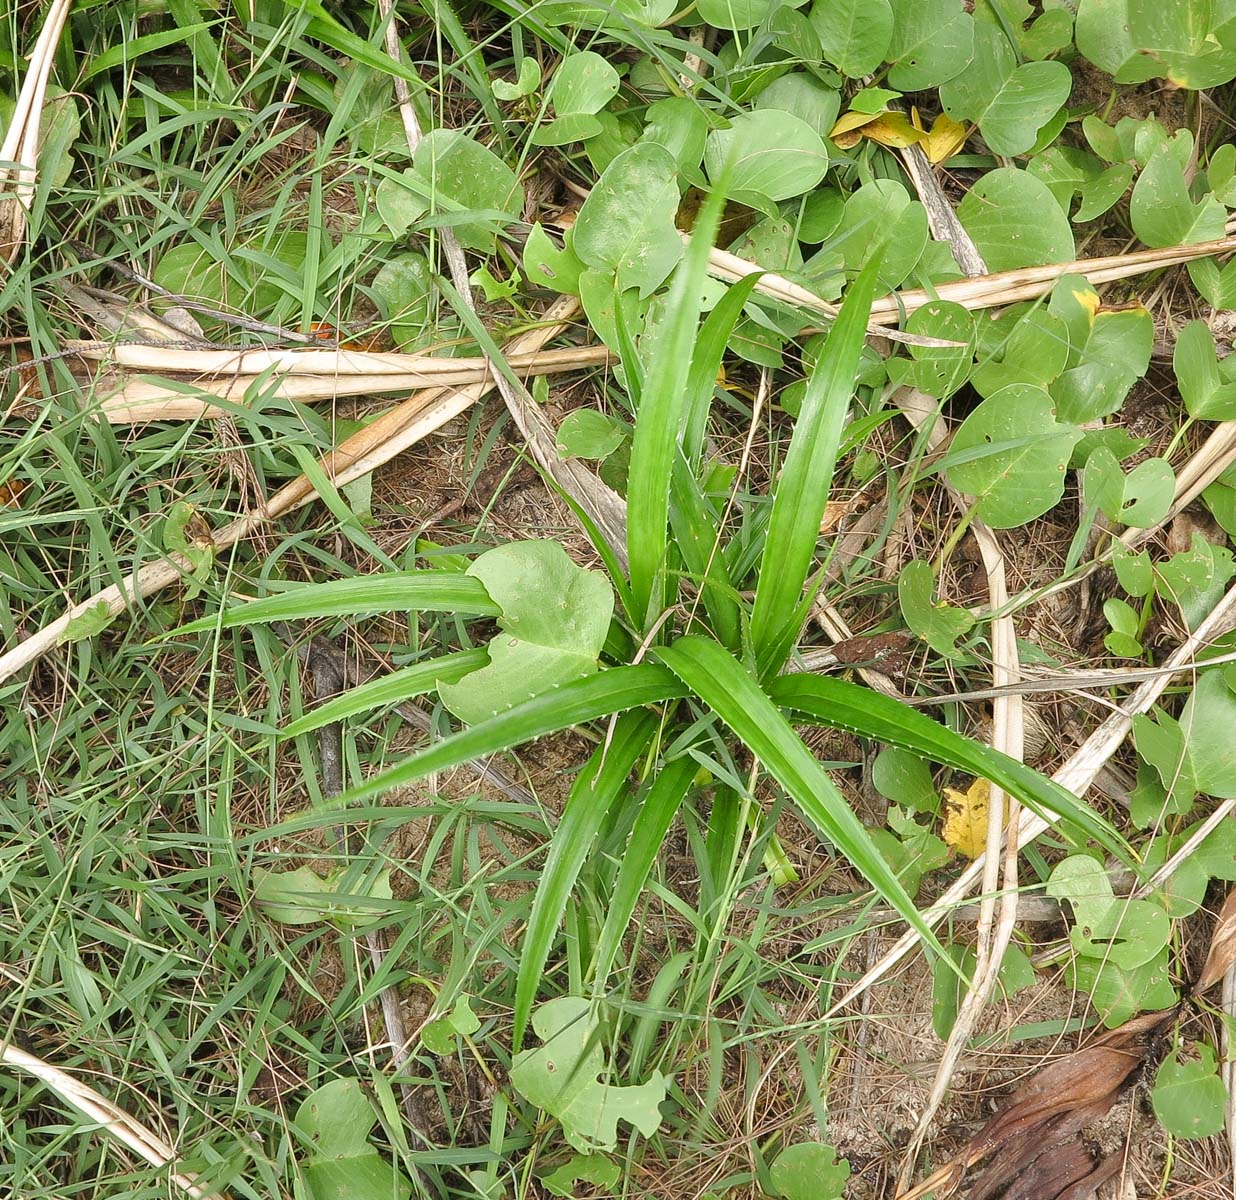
left=0, top=1040, right=227, bottom=1200
left=70, top=343, right=611, bottom=423
left=0, top=0, right=72, bottom=266
left=0, top=299, right=581, bottom=686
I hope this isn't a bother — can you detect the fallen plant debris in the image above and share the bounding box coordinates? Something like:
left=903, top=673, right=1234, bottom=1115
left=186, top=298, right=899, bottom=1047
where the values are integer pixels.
left=1195, top=886, right=1236, bottom=996
left=897, top=1007, right=1179, bottom=1200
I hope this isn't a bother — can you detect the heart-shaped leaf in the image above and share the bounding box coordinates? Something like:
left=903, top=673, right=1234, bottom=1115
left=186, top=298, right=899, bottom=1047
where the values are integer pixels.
left=575, top=144, right=682, bottom=296
left=705, top=110, right=829, bottom=204
left=939, top=21, right=1070, bottom=154
left=1130, top=148, right=1226, bottom=248
left=809, top=0, right=892, bottom=77
left=438, top=541, right=614, bottom=725
left=1175, top=320, right=1236, bottom=420
left=1153, top=1046, right=1229, bottom=1139
left=886, top=0, right=974, bottom=89
left=946, top=385, right=1081, bottom=528
left=957, top=168, right=1074, bottom=270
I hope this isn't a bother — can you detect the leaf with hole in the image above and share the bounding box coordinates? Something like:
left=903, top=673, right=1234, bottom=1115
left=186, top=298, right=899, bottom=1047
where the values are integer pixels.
left=957, top=169, right=1074, bottom=271
left=437, top=541, right=613, bottom=725
left=1083, top=448, right=1175, bottom=528
left=886, top=0, right=974, bottom=90
left=575, top=143, right=683, bottom=297
left=1153, top=1046, right=1229, bottom=1138
left=1047, top=856, right=1170, bottom=971
left=295, top=1078, right=411, bottom=1200
left=885, top=301, right=975, bottom=399
left=945, top=385, right=1081, bottom=528
left=409, top=130, right=523, bottom=252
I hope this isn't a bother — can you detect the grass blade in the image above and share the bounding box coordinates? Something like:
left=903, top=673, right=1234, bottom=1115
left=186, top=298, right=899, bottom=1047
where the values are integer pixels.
left=681, top=273, right=765, bottom=465
left=334, top=664, right=689, bottom=805
left=625, top=173, right=730, bottom=629
left=658, top=636, right=940, bottom=952
left=589, top=753, right=696, bottom=994
left=515, top=710, right=659, bottom=1048
left=748, top=257, right=881, bottom=678
left=171, top=573, right=499, bottom=634
left=280, top=649, right=489, bottom=737
left=770, top=673, right=1133, bottom=865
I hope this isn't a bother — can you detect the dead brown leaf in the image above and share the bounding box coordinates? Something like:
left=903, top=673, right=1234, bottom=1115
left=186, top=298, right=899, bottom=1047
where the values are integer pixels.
left=897, top=1007, right=1177, bottom=1200
left=1193, top=885, right=1236, bottom=994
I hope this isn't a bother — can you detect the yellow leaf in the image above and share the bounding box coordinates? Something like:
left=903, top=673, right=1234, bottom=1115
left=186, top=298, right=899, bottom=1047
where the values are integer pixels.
left=859, top=112, right=927, bottom=149
left=1072, top=287, right=1101, bottom=319
left=941, top=778, right=992, bottom=859
left=830, top=109, right=882, bottom=149
left=921, top=113, right=969, bottom=164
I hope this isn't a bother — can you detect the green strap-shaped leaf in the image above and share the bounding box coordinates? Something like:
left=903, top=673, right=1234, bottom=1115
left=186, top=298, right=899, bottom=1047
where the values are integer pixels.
left=172, top=572, right=500, bottom=634
left=748, top=257, right=879, bottom=678
left=280, top=648, right=489, bottom=738
left=589, top=753, right=697, bottom=994
left=657, top=636, right=940, bottom=952
left=333, top=664, right=689, bottom=807
left=625, top=158, right=731, bottom=628
left=515, top=710, right=659, bottom=1048
left=770, top=673, right=1132, bottom=864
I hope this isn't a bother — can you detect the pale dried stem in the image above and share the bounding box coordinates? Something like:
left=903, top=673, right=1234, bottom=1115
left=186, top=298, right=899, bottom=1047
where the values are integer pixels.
left=890, top=148, right=1023, bottom=1184
left=77, top=343, right=611, bottom=423
left=890, top=388, right=1025, bottom=1184
left=0, top=301, right=579, bottom=687
left=0, top=1040, right=228, bottom=1200
left=0, top=0, right=73, bottom=264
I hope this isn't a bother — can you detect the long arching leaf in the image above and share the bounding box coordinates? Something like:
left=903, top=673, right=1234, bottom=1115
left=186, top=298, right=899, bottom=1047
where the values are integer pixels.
left=589, top=753, right=697, bottom=995
left=770, top=672, right=1132, bottom=864
left=172, top=572, right=499, bottom=633
left=280, top=649, right=489, bottom=738
left=334, top=663, right=688, bottom=805
left=658, top=636, right=941, bottom=952
left=515, top=710, right=660, bottom=1048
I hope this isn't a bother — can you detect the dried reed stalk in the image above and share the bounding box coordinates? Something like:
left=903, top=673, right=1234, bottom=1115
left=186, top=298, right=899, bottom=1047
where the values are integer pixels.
left=0, top=0, right=73, bottom=264
left=0, top=298, right=581, bottom=686
left=0, top=1040, right=227, bottom=1200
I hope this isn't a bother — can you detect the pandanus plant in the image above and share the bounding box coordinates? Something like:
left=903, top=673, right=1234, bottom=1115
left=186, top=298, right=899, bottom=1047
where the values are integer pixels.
left=178, top=183, right=1127, bottom=1049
